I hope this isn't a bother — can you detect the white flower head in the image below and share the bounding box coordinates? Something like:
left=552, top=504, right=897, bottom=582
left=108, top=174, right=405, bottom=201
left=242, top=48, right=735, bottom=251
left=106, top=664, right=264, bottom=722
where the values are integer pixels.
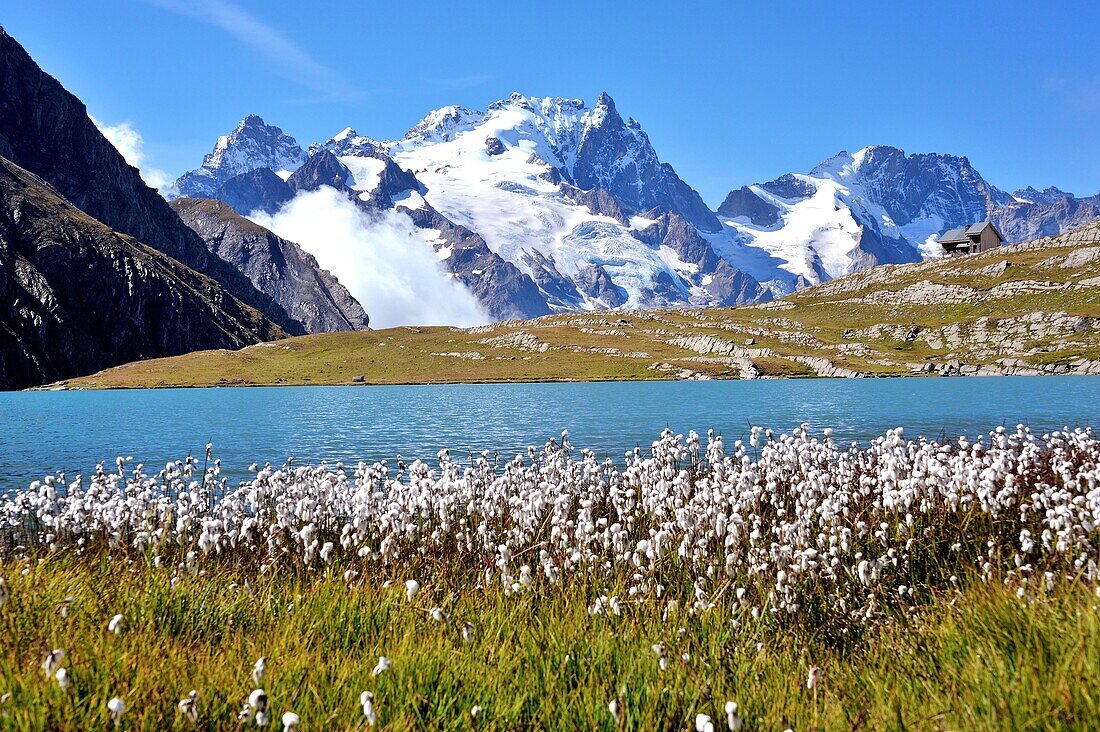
left=371, top=656, right=391, bottom=676
left=42, top=649, right=65, bottom=676
left=695, top=713, right=715, bottom=732
left=108, top=614, right=125, bottom=634
left=404, top=579, right=420, bottom=602
left=107, top=697, right=126, bottom=724
left=252, top=657, right=266, bottom=685
left=178, top=690, right=199, bottom=721
left=281, top=711, right=300, bottom=731
left=55, top=667, right=70, bottom=691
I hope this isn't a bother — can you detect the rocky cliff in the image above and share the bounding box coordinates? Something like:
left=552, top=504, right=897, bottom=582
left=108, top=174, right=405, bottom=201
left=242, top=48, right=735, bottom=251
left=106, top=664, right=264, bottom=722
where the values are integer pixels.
left=170, top=198, right=370, bottom=333
left=0, top=157, right=286, bottom=390
left=0, top=26, right=303, bottom=336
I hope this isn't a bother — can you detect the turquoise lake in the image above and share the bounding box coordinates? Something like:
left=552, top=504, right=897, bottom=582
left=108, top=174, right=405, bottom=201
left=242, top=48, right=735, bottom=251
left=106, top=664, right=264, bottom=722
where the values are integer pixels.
left=2, top=376, right=1100, bottom=490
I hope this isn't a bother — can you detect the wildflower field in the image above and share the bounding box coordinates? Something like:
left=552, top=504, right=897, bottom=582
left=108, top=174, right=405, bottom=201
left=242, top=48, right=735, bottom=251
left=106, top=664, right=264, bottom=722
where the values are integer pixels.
left=1, top=424, right=1099, bottom=730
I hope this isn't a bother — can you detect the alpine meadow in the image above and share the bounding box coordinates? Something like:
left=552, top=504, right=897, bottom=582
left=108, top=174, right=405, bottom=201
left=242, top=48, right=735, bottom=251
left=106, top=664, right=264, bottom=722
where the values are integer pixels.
left=1, top=3, right=1099, bottom=730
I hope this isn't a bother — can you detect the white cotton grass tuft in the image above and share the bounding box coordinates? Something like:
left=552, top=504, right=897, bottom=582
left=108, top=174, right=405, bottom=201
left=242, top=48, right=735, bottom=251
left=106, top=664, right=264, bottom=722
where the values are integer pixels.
left=609, top=698, right=620, bottom=723
left=281, top=711, right=300, bottom=731
left=360, top=691, right=377, bottom=726
left=695, top=713, right=715, bottom=732
left=4, top=421, right=1100, bottom=649
left=471, top=704, right=483, bottom=718
left=724, top=701, right=742, bottom=731
left=252, top=657, right=266, bottom=685
left=107, top=697, right=125, bottom=725
left=807, top=666, right=822, bottom=690
left=178, top=690, right=199, bottom=721
left=107, top=613, right=125, bottom=634
left=54, top=667, right=69, bottom=691
left=371, top=656, right=391, bottom=676
left=42, top=649, right=64, bottom=676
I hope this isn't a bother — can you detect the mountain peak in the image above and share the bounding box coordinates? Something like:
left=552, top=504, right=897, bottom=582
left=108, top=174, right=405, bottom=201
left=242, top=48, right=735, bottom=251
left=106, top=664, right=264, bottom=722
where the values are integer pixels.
left=176, top=116, right=306, bottom=198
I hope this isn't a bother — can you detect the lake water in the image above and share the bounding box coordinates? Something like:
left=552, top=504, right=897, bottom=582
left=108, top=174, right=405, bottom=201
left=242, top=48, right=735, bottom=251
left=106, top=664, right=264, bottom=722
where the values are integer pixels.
left=2, top=376, right=1100, bottom=490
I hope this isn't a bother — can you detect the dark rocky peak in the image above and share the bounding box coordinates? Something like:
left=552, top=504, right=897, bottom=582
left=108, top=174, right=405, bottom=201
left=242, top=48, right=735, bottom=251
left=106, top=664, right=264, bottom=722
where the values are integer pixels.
left=215, top=168, right=293, bottom=216
left=288, top=150, right=353, bottom=193
left=717, top=186, right=781, bottom=226
left=0, top=26, right=301, bottom=335
left=170, top=197, right=370, bottom=333
left=0, top=156, right=287, bottom=389
left=176, top=114, right=306, bottom=198
left=1012, top=186, right=1075, bottom=206
left=759, top=174, right=817, bottom=201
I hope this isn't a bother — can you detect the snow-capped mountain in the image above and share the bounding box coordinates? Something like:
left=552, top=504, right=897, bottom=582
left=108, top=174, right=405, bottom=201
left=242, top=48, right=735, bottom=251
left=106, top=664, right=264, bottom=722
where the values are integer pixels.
left=172, top=103, right=1100, bottom=321
left=717, top=145, right=1100, bottom=287
left=719, top=146, right=1020, bottom=286
left=174, top=95, right=772, bottom=320
left=175, top=115, right=306, bottom=198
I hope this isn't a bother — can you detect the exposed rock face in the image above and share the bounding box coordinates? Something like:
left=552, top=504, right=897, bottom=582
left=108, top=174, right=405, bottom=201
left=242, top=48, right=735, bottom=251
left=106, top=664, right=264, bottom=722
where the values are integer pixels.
left=0, top=157, right=286, bottom=390
left=214, top=168, right=293, bottom=215
left=0, top=27, right=302, bottom=336
left=175, top=115, right=305, bottom=198
left=574, top=264, right=628, bottom=308
left=567, top=93, right=720, bottom=232
left=634, top=210, right=771, bottom=306
left=717, top=186, right=780, bottom=226
left=170, top=198, right=369, bottom=333
left=718, top=145, right=1100, bottom=287
left=401, top=206, right=551, bottom=320
left=995, top=189, right=1100, bottom=243
left=288, top=150, right=352, bottom=193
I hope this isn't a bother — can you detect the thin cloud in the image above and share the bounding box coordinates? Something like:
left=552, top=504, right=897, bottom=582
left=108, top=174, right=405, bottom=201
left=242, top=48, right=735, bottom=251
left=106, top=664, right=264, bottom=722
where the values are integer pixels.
left=144, top=0, right=359, bottom=101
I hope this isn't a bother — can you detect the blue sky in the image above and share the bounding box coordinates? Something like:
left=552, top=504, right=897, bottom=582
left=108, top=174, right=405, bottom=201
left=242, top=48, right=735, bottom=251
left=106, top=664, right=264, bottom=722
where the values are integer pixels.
left=3, top=0, right=1098, bottom=205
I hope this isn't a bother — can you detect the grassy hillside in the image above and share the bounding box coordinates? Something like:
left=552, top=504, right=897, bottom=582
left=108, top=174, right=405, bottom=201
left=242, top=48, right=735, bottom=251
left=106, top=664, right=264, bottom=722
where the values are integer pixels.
left=57, top=222, right=1100, bottom=389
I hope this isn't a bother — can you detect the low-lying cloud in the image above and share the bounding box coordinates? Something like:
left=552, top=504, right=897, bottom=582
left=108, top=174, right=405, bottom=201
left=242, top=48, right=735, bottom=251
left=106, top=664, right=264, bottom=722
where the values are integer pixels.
left=250, top=187, right=488, bottom=329
left=91, top=116, right=177, bottom=196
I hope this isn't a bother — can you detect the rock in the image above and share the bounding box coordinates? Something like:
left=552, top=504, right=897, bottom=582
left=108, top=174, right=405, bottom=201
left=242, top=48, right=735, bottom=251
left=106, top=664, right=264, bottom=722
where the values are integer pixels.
left=171, top=198, right=369, bottom=333
left=352, top=375, right=365, bottom=382
left=0, top=157, right=285, bottom=390
left=485, top=136, right=505, bottom=156
left=0, top=27, right=301, bottom=336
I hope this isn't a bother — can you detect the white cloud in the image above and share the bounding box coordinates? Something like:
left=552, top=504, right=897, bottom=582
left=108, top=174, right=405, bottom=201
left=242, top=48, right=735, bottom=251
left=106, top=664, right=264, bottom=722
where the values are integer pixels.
left=144, top=0, right=357, bottom=101
left=90, top=116, right=177, bottom=197
left=250, top=187, right=488, bottom=329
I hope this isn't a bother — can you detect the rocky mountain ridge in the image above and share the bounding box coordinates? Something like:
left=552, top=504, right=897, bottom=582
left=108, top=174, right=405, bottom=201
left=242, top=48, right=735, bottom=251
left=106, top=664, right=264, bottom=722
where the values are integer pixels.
left=0, top=156, right=287, bottom=390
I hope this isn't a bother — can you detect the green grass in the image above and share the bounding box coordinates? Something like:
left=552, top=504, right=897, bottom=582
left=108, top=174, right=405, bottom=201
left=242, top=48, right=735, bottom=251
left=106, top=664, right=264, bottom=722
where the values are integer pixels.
left=54, top=234, right=1100, bottom=389
left=1, top=555, right=1098, bottom=730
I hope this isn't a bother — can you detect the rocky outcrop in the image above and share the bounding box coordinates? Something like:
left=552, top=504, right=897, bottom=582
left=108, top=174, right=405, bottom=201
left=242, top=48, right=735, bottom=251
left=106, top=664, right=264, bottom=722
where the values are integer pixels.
left=170, top=198, right=369, bottom=333
left=717, top=186, right=780, bottom=226
left=569, top=93, right=721, bottom=232
left=214, top=168, right=294, bottom=215
left=0, top=157, right=286, bottom=390
left=0, top=27, right=303, bottom=336
left=175, top=115, right=305, bottom=198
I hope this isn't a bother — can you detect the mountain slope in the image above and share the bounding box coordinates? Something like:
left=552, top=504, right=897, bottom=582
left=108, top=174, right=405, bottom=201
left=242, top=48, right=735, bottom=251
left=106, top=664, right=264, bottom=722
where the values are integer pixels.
left=170, top=198, right=370, bottom=333
left=61, top=220, right=1100, bottom=389
left=0, top=27, right=303, bottom=336
left=0, top=156, right=287, bottom=390
left=179, top=96, right=772, bottom=320
left=175, top=115, right=306, bottom=198
left=719, top=146, right=1100, bottom=290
